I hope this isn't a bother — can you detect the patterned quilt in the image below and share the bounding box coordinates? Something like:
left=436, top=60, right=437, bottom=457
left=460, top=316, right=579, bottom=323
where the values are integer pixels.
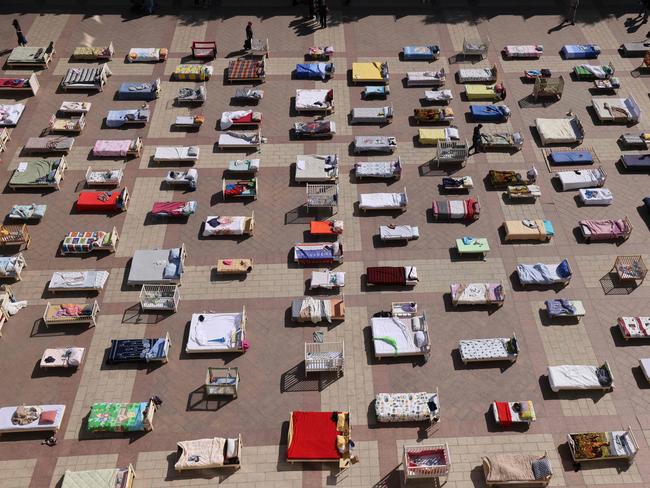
left=62, top=231, right=108, bottom=253
left=375, top=392, right=437, bottom=422
left=87, top=402, right=147, bottom=432
left=228, top=60, right=264, bottom=80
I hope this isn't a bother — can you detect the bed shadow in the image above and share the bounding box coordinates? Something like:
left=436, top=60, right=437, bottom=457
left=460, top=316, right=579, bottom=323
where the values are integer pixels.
left=441, top=292, right=501, bottom=316
left=632, top=366, right=650, bottom=389
left=31, top=359, right=77, bottom=379
left=280, top=362, right=340, bottom=393
left=186, top=385, right=235, bottom=412
left=418, top=161, right=450, bottom=177
left=536, top=308, right=580, bottom=327
left=517, top=95, right=558, bottom=109
left=450, top=348, right=514, bottom=372
left=538, top=374, right=609, bottom=403
left=122, top=303, right=172, bottom=325
left=372, top=234, right=408, bottom=248
left=609, top=324, right=646, bottom=347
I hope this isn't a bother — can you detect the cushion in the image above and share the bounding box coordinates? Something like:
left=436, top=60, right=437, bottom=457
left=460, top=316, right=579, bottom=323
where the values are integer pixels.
left=532, top=457, right=552, bottom=480
left=163, top=262, right=177, bottom=279
left=226, top=438, right=238, bottom=459
left=169, top=247, right=181, bottom=260
left=336, top=434, right=347, bottom=453
left=414, top=331, right=427, bottom=348
left=411, top=317, right=423, bottom=331
left=39, top=410, right=57, bottom=425
left=187, top=146, right=198, bottom=157
left=556, top=259, right=571, bottom=279
left=507, top=337, right=518, bottom=355
left=336, top=412, right=347, bottom=432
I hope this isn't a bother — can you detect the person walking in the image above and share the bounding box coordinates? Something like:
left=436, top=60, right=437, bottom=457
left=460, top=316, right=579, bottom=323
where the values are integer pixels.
left=308, top=0, right=315, bottom=19
left=566, top=0, right=579, bottom=25
left=244, top=21, right=253, bottom=50
left=641, top=0, right=650, bottom=23
left=12, top=19, right=27, bottom=47
left=468, top=124, right=483, bottom=155
left=319, top=2, right=328, bottom=28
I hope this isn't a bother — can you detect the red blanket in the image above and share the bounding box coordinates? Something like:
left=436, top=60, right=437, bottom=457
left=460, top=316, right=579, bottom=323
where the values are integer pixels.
left=151, top=201, right=184, bottom=216
left=232, top=113, right=254, bottom=124
left=75, top=191, right=120, bottom=212
left=287, top=411, right=339, bottom=460
left=367, top=266, right=406, bottom=285
left=495, top=402, right=512, bottom=426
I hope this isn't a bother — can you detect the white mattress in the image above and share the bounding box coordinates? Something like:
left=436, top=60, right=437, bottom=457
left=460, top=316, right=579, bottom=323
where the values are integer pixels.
left=295, top=155, right=338, bottom=182
left=425, top=89, right=453, bottom=101
left=154, top=146, right=199, bottom=161
left=310, top=270, right=345, bottom=288
left=128, top=48, right=161, bottom=62
left=592, top=98, right=636, bottom=122
left=295, top=89, right=331, bottom=110
left=458, top=68, right=494, bottom=80
left=459, top=338, right=510, bottom=361
left=0, top=104, right=26, bottom=126
left=536, top=118, right=580, bottom=144
left=371, top=317, right=422, bottom=356
left=407, top=71, right=445, bottom=86
left=355, top=161, right=398, bottom=178
left=556, top=169, right=604, bottom=190
left=548, top=365, right=602, bottom=391
left=186, top=313, right=243, bottom=352
left=579, top=188, right=613, bottom=205
left=351, top=106, right=392, bottom=120
left=218, top=132, right=260, bottom=146
left=0, top=405, right=65, bottom=432
left=49, top=271, right=109, bottom=290
left=202, top=216, right=246, bottom=236
left=380, top=225, right=418, bottom=240
left=359, top=192, right=405, bottom=209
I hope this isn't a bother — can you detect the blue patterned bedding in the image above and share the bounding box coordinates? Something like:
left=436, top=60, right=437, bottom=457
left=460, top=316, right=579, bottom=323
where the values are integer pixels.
left=561, top=44, right=600, bottom=59
left=295, top=63, right=334, bottom=80
left=118, top=79, right=159, bottom=101
left=296, top=246, right=334, bottom=260
left=403, top=45, right=439, bottom=60
left=470, top=105, right=510, bottom=121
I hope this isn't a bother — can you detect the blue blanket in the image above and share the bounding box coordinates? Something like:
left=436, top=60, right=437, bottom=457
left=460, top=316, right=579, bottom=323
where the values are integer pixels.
left=118, top=81, right=158, bottom=101
left=517, top=263, right=557, bottom=284
left=469, top=105, right=509, bottom=121
left=561, top=44, right=600, bottom=59
left=545, top=299, right=577, bottom=317
left=549, top=151, right=593, bottom=165
left=296, top=247, right=333, bottom=260
left=295, top=63, right=332, bottom=80
left=403, top=45, right=439, bottom=60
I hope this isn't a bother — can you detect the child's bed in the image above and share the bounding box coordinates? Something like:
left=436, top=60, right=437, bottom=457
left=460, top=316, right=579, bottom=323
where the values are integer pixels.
left=42, top=301, right=99, bottom=327
left=351, top=105, right=393, bottom=124
left=247, top=38, right=270, bottom=57
left=432, top=198, right=480, bottom=220
left=579, top=218, right=632, bottom=242
left=85, top=167, right=124, bottom=187
left=502, top=45, right=543, bottom=58
left=561, top=44, right=600, bottom=59
left=0, top=224, right=30, bottom=250
left=545, top=299, right=585, bottom=320
left=46, top=114, right=86, bottom=134
left=0, top=405, right=65, bottom=433
left=229, top=158, right=260, bottom=173
left=234, top=87, right=263, bottom=101
left=568, top=428, right=638, bottom=464
left=8, top=158, right=67, bottom=190
left=202, top=214, right=254, bottom=236
left=75, top=188, right=129, bottom=212
left=413, top=107, right=454, bottom=124
left=48, top=270, right=110, bottom=293
left=482, top=453, right=552, bottom=486
left=294, top=242, right=343, bottom=265
left=480, top=130, right=523, bottom=151
left=403, top=45, right=440, bottom=60
left=106, top=108, right=150, bottom=128
left=72, top=42, right=114, bottom=61
left=354, top=159, right=401, bottom=180
left=152, top=201, right=197, bottom=218
left=469, top=104, right=510, bottom=122
left=462, top=37, right=489, bottom=58
left=555, top=167, right=606, bottom=190
left=418, top=127, right=459, bottom=145
left=424, top=89, right=453, bottom=104
left=533, top=76, right=565, bottom=101
left=294, top=120, right=336, bottom=138
left=443, top=176, right=473, bottom=191
left=185, top=309, right=247, bottom=353
left=496, top=402, right=534, bottom=424
left=178, top=86, right=206, bottom=103
left=548, top=362, right=614, bottom=392
left=371, top=313, right=430, bottom=357
left=574, top=62, right=614, bottom=80
left=107, top=333, right=171, bottom=364
left=60, top=66, right=111, bottom=91
left=363, top=85, right=390, bottom=99
left=61, top=467, right=135, bottom=488
left=218, top=131, right=261, bottom=149
left=508, top=185, right=541, bottom=200
left=220, top=110, right=262, bottom=129
left=7, top=45, right=55, bottom=68
left=621, top=153, right=650, bottom=170
left=127, top=245, right=186, bottom=286
left=153, top=146, right=199, bottom=162
left=457, top=66, right=497, bottom=83
left=308, top=46, right=334, bottom=60
left=173, top=64, right=213, bottom=81
left=490, top=170, right=536, bottom=189
left=8, top=204, right=47, bottom=221
left=450, top=282, right=505, bottom=307
left=353, top=135, right=397, bottom=153
left=92, top=138, right=143, bottom=158
left=618, top=316, right=650, bottom=340
left=227, top=59, right=266, bottom=82
left=295, top=154, right=338, bottom=182
left=87, top=399, right=157, bottom=432
left=165, top=169, right=198, bottom=189
left=504, top=219, right=554, bottom=242
left=60, top=101, right=91, bottom=114
left=517, top=261, right=572, bottom=286
left=0, top=254, right=26, bottom=281
left=61, top=227, right=119, bottom=254
left=375, top=391, right=439, bottom=423
left=310, top=270, right=345, bottom=289
left=191, top=40, right=217, bottom=59
left=0, top=104, right=25, bottom=127
left=222, top=177, right=258, bottom=199
left=309, top=220, right=343, bottom=236
left=175, top=435, right=242, bottom=472
left=352, top=61, right=389, bottom=84
left=127, top=48, right=168, bottom=62
left=291, top=296, right=345, bottom=323
left=459, top=335, right=518, bottom=363
left=465, top=83, right=505, bottom=101
left=535, top=116, right=584, bottom=145
left=287, top=411, right=350, bottom=463
left=546, top=148, right=594, bottom=165
left=0, top=73, right=40, bottom=95
left=403, top=444, right=451, bottom=482
left=23, top=136, right=74, bottom=155
left=359, top=189, right=407, bottom=212
left=117, top=79, right=160, bottom=100
left=295, top=89, right=334, bottom=113
left=366, top=266, right=418, bottom=286
left=40, top=347, right=85, bottom=368
left=406, top=69, right=446, bottom=87
left=591, top=96, right=641, bottom=124
left=295, top=62, right=335, bottom=80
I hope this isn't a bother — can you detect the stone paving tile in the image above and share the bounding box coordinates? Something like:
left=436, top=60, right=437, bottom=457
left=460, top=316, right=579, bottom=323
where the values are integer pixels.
left=579, top=17, right=621, bottom=50
left=324, top=78, right=353, bottom=136
left=147, top=82, right=189, bottom=139
left=53, top=59, right=155, bottom=76
left=580, top=462, right=643, bottom=485
left=27, top=14, right=69, bottom=46
left=169, top=14, right=208, bottom=53
left=357, top=56, right=450, bottom=75
left=0, top=459, right=37, bottom=488
left=314, top=12, right=346, bottom=51
left=50, top=454, right=118, bottom=488
left=498, top=170, right=546, bottom=221
left=321, top=441, right=379, bottom=487
left=447, top=22, right=482, bottom=53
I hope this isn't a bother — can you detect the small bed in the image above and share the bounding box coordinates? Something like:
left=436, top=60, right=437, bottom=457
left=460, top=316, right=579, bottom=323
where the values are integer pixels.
left=546, top=148, right=594, bottom=165
left=61, top=466, right=135, bottom=488
left=502, top=44, right=543, bottom=58
left=532, top=76, right=565, bottom=101
left=287, top=411, right=350, bottom=463
left=40, top=347, right=85, bottom=368
left=85, top=167, right=124, bottom=187
left=46, top=114, right=86, bottom=134
left=508, top=185, right=541, bottom=200
left=359, top=189, right=408, bottom=212
left=457, top=66, right=497, bottom=83
left=545, top=299, right=585, bottom=320
left=375, top=390, right=439, bottom=423
left=61, top=227, right=119, bottom=254
left=173, top=64, right=213, bottom=81
left=555, top=167, right=606, bottom=190
left=465, top=83, right=505, bottom=101
left=218, top=131, right=261, bottom=149
left=362, top=85, right=390, bottom=99
left=535, top=116, right=584, bottom=145
left=151, top=201, right=197, bottom=218
left=366, top=266, right=418, bottom=286
left=106, top=108, right=150, bottom=128
left=92, top=138, right=143, bottom=158
left=308, top=46, right=334, bottom=60
left=185, top=309, right=247, bottom=353
left=406, top=69, right=446, bottom=87
left=517, top=261, right=571, bottom=286
left=234, top=87, right=263, bottom=101
left=309, top=220, right=343, bottom=236
left=0, top=405, right=65, bottom=433
left=305, top=341, right=344, bottom=376
left=0, top=104, right=25, bottom=127
left=403, top=45, right=440, bottom=60
left=310, top=270, right=345, bottom=289
left=8, top=204, right=47, bottom=221
left=462, top=37, right=489, bottom=58
left=127, top=245, right=186, bottom=286
left=0, top=254, right=26, bottom=281
left=222, top=177, right=258, bottom=199
left=352, top=61, right=389, bottom=84
left=353, top=135, right=397, bottom=153
left=591, top=95, right=641, bottom=124
left=191, top=40, right=217, bottom=59
left=0, top=224, right=30, bottom=250
left=371, top=314, right=430, bottom=357
left=618, top=316, right=650, bottom=340
left=403, top=444, right=451, bottom=483
left=127, top=47, right=167, bottom=62
left=418, top=127, right=459, bottom=145
left=8, top=158, right=67, bottom=190
left=621, top=153, right=650, bottom=170
left=87, top=399, right=157, bottom=433
left=117, top=78, right=160, bottom=100
left=574, top=62, right=614, bottom=80
left=42, top=301, right=99, bottom=327
left=568, top=428, right=639, bottom=464
left=450, top=282, right=505, bottom=307
left=351, top=105, right=393, bottom=124
left=165, top=169, right=198, bottom=189
left=480, top=130, right=523, bottom=151
left=561, top=44, right=600, bottom=59
left=48, top=270, right=110, bottom=293
left=7, top=44, right=55, bottom=68
left=504, top=219, right=554, bottom=242
left=354, top=159, right=401, bottom=180
left=442, top=176, right=473, bottom=191
left=459, top=335, right=518, bottom=364
left=469, top=104, right=510, bottom=122
left=294, top=120, right=336, bottom=138
left=424, top=89, right=453, bottom=104
left=23, top=136, right=74, bottom=155
left=60, top=65, right=111, bottom=91
left=59, top=101, right=91, bottom=114
left=220, top=110, right=262, bottom=129
left=178, top=85, right=206, bottom=103
left=482, top=453, right=552, bottom=486
left=229, top=158, right=259, bottom=173
left=579, top=218, right=632, bottom=242
left=153, top=146, right=199, bottom=162
left=294, top=242, right=343, bottom=265
left=493, top=401, right=536, bottom=426
left=437, top=141, right=469, bottom=165
left=295, top=89, right=334, bottom=113
left=227, top=59, right=266, bottom=83
left=0, top=73, right=40, bottom=95
left=295, top=154, right=338, bottom=182
left=175, top=435, right=242, bottom=472
left=620, top=42, right=650, bottom=56
left=202, top=214, right=254, bottom=237
left=75, top=188, right=129, bottom=213
left=291, top=296, right=345, bottom=323
left=247, top=38, right=270, bottom=57
left=548, top=362, right=614, bottom=392
left=72, top=42, right=114, bottom=61
left=295, top=62, right=335, bottom=80
left=107, top=333, right=171, bottom=364
left=432, top=198, right=480, bottom=220
left=413, top=107, right=454, bottom=124
left=0, top=128, right=9, bottom=153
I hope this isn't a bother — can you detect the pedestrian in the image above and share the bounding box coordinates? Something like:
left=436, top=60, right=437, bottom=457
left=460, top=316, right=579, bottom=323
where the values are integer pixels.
left=468, top=124, right=483, bottom=155
left=319, top=2, right=328, bottom=28
left=308, top=0, right=315, bottom=19
left=566, top=0, right=579, bottom=26
left=642, top=0, right=650, bottom=22
left=244, top=21, right=253, bottom=50
left=12, top=19, right=27, bottom=47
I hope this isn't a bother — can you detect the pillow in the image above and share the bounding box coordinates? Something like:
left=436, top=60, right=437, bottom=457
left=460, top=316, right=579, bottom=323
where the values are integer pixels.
left=39, top=410, right=57, bottom=425
left=507, top=337, right=518, bottom=355
left=187, top=146, right=198, bottom=157
left=162, top=263, right=177, bottom=279
left=336, top=412, right=347, bottom=432
left=556, top=259, right=571, bottom=279
left=336, top=435, right=347, bottom=454
left=169, top=248, right=181, bottom=261
left=414, top=331, right=427, bottom=348
left=411, top=317, right=423, bottom=331
left=226, top=438, right=238, bottom=459
left=331, top=241, right=340, bottom=256
left=531, top=457, right=552, bottom=480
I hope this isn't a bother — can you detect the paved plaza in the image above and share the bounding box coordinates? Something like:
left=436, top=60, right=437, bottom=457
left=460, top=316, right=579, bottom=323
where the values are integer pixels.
left=1, top=0, right=650, bottom=486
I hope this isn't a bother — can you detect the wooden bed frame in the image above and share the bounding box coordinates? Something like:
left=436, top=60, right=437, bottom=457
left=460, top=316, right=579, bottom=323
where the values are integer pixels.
left=62, top=466, right=135, bottom=488
left=175, top=434, right=242, bottom=472
left=0, top=224, right=31, bottom=250
left=287, top=411, right=351, bottom=466
left=46, top=113, right=86, bottom=134
left=9, top=157, right=67, bottom=191
left=85, top=167, right=124, bottom=187
left=61, top=226, right=119, bottom=255
left=483, top=451, right=551, bottom=486
left=568, top=427, right=638, bottom=465
left=460, top=334, right=518, bottom=364
left=293, top=296, right=345, bottom=323
left=6, top=43, right=55, bottom=68
left=43, top=300, right=100, bottom=327
left=0, top=72, right=40, bottom=95
left=222, top=177, right=258, bottom=200
left=48, top=270, right=109, bottom=294
left=0, top=128, right=9, bottom=153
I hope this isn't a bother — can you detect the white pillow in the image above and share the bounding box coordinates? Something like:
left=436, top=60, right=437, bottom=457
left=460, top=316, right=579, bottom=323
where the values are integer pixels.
left=414, top=331, right=427, bottom=348
left=411, top=317, right=422, bottom=331
left=226, top=438, right=238, bottom=459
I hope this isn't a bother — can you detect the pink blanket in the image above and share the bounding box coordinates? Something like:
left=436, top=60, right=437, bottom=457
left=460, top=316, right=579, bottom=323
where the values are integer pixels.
left=152, top=201, right=185, bottom=216
left=580, top=219, right=628, bottom=237
left=93, top=139, right=131, bottom=157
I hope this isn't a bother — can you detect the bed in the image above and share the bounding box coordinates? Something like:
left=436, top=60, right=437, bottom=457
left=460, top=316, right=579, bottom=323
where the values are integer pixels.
left=413, top=107, right=454, bottom=124
left=106, top=108, right=150, bottom=128
left=40, top=347, right=85, bottom=368
left=185, top=309, right=247, bottom=353
left=442, top=176, right=473, bottom=191
left=480, top=131, right=523, bottom=151
left=359, top=189, right=408, bottom=212
left=175, top=435, right=242, bottom=471
left=621, top=153, right=650, bottom=170
left=0, top=254, right=26, bottom=281
left=352, top=61, right=389, bottom=84
left=504, top=219, right=554, bottom=242
left=295, top=154, right=338, bottom=182
left=220, top=110, right=262, bottom=129
left=366, top=266, right=418, bottom=286
left=248, top=38, right=269, bottom=57
left=60, top=65, right=111, bottom=91
left=291, top=296, right=345, bottom=323
left=469, top=104, right=510, bottom=122
left=371, top=314, right=430, bottom=357
left=306, top=183, right=338, bottom=212
left=294, top=120, right=336, bottom=138
left=0, top=405, right=65, bottom=433
left=574, top=62, right=614, bottom=80
left=406, top=69, right=446, bottom=87
left=191, top=40, right=217, bottom=59
left=48, top=270, right=110, bottom=293
left=308, top=46, right=334, bottom=60
left=23, top=136, right=74, bottom=155
left=8, top=204, right=47, bottom=221
left=228, top=159, right=259, bottom=174
left=493, top=401, right=536, bottom=426
left=459, top=335, right=518, bottom=363
left=310, top=270, right=345, bottom=289
left=295, top=62, right=335, bottom=80
left=59, top=101, right=91, bottom=114
left=0, top=128, right=8, bottom=153
left=42, top=301, right=99, bottom=327
left=218, top=131, right=261, bottom=149
left=591, top=96, right=641, bottom=124
left=46, top=114, right=86, bottom=133
left=375, top=390, right=439, bottom=423
left=173, top=64, right=213, bottom=81
left=535, top=116, right=584, bottom=144
left=532, top=76, right=565, bottom=101
left=7, top=44, right=55, bottom=68
left=151, top=201, right=197, bottom=218
left=202, top=214, right=254, bottom=236
left=85, top=167, right=124, bottom=187
left=234, top=87, right=263, bottom=101
left=227, top=59, right=266, bottom=82
left=437, top=140, right=469, bottom=165
left=62, top=466, right=135, bottom=488
left=354, top=159, right=401, bottom=180
left=517, top=261, right=571, bottom=286
left=424, top=89, right=453, bottom=104
left=107, top=333, right=171, bottom=364
left=61, top=227, right=119, bottom=254
left=92, top=138, right=143, bottom=158
left=309, top=220, right=343, bottom=236
left=463, top=37, right=489, bottom=58
left=465, top=83, right=505, bottom=101
left=222, top=177, right=258, bottom=199
left=432, top=198, right=480, bottom=220
left=178, top=85, right=206, bottom=103
left=287, top=411, right=350, bottom=463
left=482, top=453, right=552, bottom=486
left=294, top=242, right=343, bottom=265
left=117, top=79, right=160, bottom=100
left=127, top=245, right=186, bottom=286
left=75, top=188, right=129, bottom=212
left=548, top=362, right=614, bottom=392
left=546, top=148, right=594, bottom=165
left=545, top=299, right=585, bottom=320
left=555, top=167, right=606, bottom=190
left=165, top=169, right=198, bottom=189
left=0, top=104, right=25, bottom=127
left=362, top=85, right=390, bottom=98
left=72, top=41, right=114, bottom=61
left=403, top=45, right=440, bottom=60
left=0, top=224, right=30, bottom=250
left=295, top=89, right=334, bottom=113
left=403, top=444, right=451, bottom=483
left=450, top=282, right=505, bottom=307
left=0, top=73, right=40, bottom=95
left=508, top=185, right=541, bottom=200
left=579, top=218, right=632, bottom=242
left=618, top=316, right=650, bottom=340
left=127, top=47, right=167, bottom=62
left=351, top=105, right=393, bottom=124
left=305, top=341, right=344, bottom=376
left=139, top=284, right=180, bottom=312
left=561, top=44, right=600, bottom=59
left=418, top=127, right=459, bottom=145
left=8, top=158, right=67, bottom=190
left=502, top=44, right=543, bottom=58
left=353, top=135, right=397, bottom=153
left=87, top=399, right=156, bottom=432
left=457, top=66, right=497, bottom=83
left=568, top=428, right=638, bottom=464
left=153, top=146, right=199, bottom=162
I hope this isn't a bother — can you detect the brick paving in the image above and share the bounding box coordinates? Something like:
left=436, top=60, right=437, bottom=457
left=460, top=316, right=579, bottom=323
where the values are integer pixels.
left=1, top=1, right=650, bottom=487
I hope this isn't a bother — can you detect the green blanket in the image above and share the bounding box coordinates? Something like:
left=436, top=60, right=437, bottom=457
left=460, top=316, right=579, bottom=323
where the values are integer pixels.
left=10, top=160, right=59, bottom=185
left=87, top=402, right=147, bottom=432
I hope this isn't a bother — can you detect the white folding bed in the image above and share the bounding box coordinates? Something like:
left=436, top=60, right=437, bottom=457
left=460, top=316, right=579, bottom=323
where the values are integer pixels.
left=375, top=390, right=439, bottom=423
left=547, top=363, right=614, bottom=392
left=354, top=159, right=401, bottom=180
left=535, top=116, right=585, bottom=145
left=379, top=225, right=419, bottom=241
left=359, top=189, right=407, bottom=212
left=153, top=146, right=200, bottom=162
left=459, top=335, right=518, bottom=364
left=186, top=309, right=247, bottom=353
left=0, top=405, right=65, bottom=433
left=48, top=270, right=110, bottom=293
left=406, top=69, right=446, bottom=87
left=555, top=167, right=606, bottom=191
left=591, top=95, right=641, bottom=124
left=578, top=188, right=612, bottom=205
left=295, top=154, right=338, bottom=182
left=517, top=261, right=572, bottom=286
left=295, top=89, right=334, bottom=113
left=371, top=313, right=430, bottom=358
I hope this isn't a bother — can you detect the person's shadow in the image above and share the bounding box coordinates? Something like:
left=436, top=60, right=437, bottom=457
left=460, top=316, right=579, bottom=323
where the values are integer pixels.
left=624, top=13, right=648, bottom=33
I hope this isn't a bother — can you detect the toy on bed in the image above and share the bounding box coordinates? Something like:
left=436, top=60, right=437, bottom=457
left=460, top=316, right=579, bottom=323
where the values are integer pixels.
left=222, top=177, right=258, bottom=199
left=151, top=201, right=197, bottom=218
left=308, top=46, right=334, bottom=60
left=0, top=404, right=66, bottom=433
left=126, top=47, right=168, bottom=62
left=502, top=44, right=543, bottom=59
left=295, top=62, right=335, bottom=80
left=293, top=120, right=336, bottom=139
left=451, top=282, right=504, bottom=307
left=75, top=188, right=130, bottom=213
left=402, top=45, right=440, bottom=60
left=568, top=428, right=639, bottom=465
left=469, top=104, right=510, bottom=122
left=72, top=41, right=114, bottom=61
left=579, top=218, right=632, bottom=243
left=561, top=44, right=601, bottom=59
left=414, top=107, right=454, bottom=124
left=310, top=270, right=345, bottom=289
left=517, top=260, right=571, bottom=286
left=191, top=41, right=217, bottom=59
left=40, top=347, right=85, bottom=368
left=432, top=198, right=480, bottom=220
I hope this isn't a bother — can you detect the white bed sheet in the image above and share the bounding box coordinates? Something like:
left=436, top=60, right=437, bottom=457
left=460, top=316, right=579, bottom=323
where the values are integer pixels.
left=359, top=192, right=405, bottom=209
left=380, top=225, right=418, bottom=240
left=0, top=104, right=26, bottom=126
left=49, top=270, right=109, bottom=290
left=371, top=317, right=421, bottom=355
left=154, top=146, right=199, bottom=161
left=556, top=169, right=605, bottom=190
left=295, top=155, right=338, bottom=182
left=295, top=89, right=331, bottom=110
left=579, top=188, right=613, bottom=205
left=0, top=405, right=65, bottom=432
left=186, top=313, right=243, bottom=352
left=548, top=365, right=602, bottom=391
left=218, top=132, right=260, bottom=146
